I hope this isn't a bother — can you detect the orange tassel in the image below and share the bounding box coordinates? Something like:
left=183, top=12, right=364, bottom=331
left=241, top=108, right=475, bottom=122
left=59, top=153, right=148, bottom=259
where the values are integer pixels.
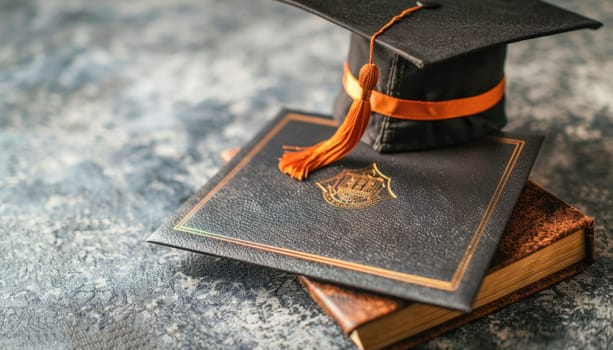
left=278, top=64, right=379, bottom=180
left=278, top=4, right=425, bottom=180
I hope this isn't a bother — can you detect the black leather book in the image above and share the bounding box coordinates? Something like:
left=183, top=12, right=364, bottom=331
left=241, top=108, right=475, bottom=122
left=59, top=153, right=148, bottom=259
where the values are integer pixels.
left=148, top=109, right=542, bottom=311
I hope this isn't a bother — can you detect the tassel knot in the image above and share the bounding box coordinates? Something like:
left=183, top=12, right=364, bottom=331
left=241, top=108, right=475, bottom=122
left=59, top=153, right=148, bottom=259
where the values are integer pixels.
left=358, top=64, right=379, bottom=100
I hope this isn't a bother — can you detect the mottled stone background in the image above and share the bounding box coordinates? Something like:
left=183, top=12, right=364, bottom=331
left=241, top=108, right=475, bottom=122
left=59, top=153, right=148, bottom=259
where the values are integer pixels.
left=0, top=0, right=611, bottom=349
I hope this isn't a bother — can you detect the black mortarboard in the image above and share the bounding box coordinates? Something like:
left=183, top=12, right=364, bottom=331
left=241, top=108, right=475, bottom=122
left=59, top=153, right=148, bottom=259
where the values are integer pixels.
left=276, top=0, right=601, bottom=180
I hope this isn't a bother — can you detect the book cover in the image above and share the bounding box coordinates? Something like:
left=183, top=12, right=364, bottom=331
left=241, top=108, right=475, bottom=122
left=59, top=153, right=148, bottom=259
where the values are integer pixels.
left=148, top=109, right=542, bottom=311
left=300, top=181, right=594, bottom=349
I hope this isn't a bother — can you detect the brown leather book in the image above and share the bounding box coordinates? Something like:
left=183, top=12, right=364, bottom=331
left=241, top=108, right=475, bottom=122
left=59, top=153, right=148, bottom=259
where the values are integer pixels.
left=299, top=180, right=594, bottom=350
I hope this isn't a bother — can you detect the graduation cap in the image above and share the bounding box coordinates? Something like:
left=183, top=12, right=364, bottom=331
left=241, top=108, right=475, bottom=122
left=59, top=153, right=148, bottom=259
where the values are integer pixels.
left=276, top=0, right=601, bottom=180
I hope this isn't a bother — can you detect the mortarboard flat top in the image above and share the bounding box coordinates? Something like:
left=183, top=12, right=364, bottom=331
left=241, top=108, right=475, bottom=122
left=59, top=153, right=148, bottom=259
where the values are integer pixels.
left=278, top=0, right=602, bottom=68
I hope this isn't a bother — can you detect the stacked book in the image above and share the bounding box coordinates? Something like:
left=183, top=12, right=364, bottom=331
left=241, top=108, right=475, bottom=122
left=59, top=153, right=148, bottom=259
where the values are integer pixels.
left=299, top=179, right=592, bottom=349
left=149, top=110, right=593, bottom=349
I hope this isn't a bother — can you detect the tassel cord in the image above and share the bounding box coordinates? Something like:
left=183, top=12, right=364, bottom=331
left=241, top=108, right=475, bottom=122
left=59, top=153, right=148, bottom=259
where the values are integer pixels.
left=278, top=4, right=426, bottom=180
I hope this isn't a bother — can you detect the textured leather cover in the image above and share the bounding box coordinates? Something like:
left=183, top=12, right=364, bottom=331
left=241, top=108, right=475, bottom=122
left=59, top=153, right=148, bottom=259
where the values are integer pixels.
left=276, top=0, right=602, bottom=67
left=148, top=109, right=542, bottom=311
left=299, top=180, right=594, bottom=348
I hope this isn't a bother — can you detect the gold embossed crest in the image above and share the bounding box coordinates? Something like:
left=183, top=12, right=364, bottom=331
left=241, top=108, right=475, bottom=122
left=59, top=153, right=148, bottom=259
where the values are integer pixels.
left=316, top=163, right=397, bottom=208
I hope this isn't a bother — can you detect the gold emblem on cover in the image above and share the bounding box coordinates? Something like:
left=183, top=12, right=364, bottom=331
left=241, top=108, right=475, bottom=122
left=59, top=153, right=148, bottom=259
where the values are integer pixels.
left=316, top=163, right=397, bottom=208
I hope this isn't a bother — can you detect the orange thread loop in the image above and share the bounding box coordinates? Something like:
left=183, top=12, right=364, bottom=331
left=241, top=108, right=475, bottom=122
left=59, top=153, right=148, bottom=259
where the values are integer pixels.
left=343, top=62, right=506, bottom=121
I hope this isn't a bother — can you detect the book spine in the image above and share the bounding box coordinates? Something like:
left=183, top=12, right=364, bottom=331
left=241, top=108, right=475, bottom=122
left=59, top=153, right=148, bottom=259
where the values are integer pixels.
left=297, top=276, right=382, bottom=334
